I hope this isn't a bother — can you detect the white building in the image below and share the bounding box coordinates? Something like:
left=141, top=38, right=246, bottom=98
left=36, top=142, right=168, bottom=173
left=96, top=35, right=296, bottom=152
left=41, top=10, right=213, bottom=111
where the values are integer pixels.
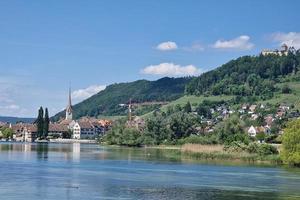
left=261, top=44, right=290, bottom=56
left=248, top=126, right=257, bottom=137
left=73, top=121, right=97, bottom=139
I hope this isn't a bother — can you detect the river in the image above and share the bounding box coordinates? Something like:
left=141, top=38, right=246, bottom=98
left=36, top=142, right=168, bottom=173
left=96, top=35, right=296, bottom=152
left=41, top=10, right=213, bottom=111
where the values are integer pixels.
left=0, top=142, right=299, bottom=200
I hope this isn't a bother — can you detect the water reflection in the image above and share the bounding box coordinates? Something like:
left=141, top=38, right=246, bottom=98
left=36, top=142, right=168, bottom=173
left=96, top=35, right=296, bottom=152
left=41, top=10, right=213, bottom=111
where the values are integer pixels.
left=0, top=142, right=300, bottom=200
left=36, top=143, right=48, bottom=160
left=72, top=143, right=80, bottom=162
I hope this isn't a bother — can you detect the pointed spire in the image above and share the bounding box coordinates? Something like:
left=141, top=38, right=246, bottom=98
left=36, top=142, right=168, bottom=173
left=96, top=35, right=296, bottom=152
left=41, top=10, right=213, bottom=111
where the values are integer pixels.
left=68, top=86, right=72, bottom=108
left=66, top=85, right=73, bottom=120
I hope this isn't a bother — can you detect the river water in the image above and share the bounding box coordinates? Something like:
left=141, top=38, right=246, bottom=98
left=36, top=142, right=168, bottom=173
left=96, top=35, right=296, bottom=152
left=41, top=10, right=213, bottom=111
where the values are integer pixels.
left=0, top=142, right=300, bottom=200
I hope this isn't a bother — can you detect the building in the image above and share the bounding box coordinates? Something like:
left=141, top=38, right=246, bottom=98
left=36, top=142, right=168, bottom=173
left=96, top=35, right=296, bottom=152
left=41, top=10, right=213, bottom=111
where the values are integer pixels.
left=65, top=87, right=73, bottom=120
left=247, top=125, right=271, bottom=137
left=73, top=121, right=96, bottom=139
left=23, top=125, right=37, bottom=142
left=48, top=123, right=69, bottom=138
left=72, top=118, right=111, bottom=139
left=11, top=123, right=37, bottom=142
left=261, top=44, right=290, bottom=56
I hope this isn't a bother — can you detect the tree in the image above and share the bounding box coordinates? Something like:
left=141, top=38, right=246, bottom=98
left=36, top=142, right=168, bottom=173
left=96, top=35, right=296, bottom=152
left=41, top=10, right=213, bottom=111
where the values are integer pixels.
left=281, top=119, right=300, bottom=166
left=121, top=128, right=142, bottom=146
left=63, top=129, right=72, bottom=139
left=216, top=115, right=248, bottom=144
left=36, top=107, right=44, bottom=138
left=2, top=128, right=13, bottom=139
left=256, top=132, right=266, bottom=143
left=43, top=108, right=49, bottom=139
left=282, top=84, right=292, bottom=94
left=184, top=101, right=192, bottom=113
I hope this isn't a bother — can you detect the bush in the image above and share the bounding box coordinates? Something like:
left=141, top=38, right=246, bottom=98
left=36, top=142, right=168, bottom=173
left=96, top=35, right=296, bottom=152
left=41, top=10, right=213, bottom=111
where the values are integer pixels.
left=282, top=84, right=292, bottom=94
left=247, top=142, right=260, bottom=154
left=281, top=119, right=300, bottom=166
left=120, top=128, right=142, bottom=146
left=224, top=142, right=278, bottom=155
left=224, top=141, right=248, bottom=153
left=257, top=144, right=278, bottom=156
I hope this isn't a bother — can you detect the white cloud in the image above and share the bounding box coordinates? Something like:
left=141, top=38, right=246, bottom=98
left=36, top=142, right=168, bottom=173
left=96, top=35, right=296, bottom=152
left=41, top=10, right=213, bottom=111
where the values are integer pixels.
left=271, top=32, right=300, bottom=49
left=212, top=35, right=254, bottom=50
left=72, top=85, right=106, bottom=102
left=156, top=41, right=178, bottom=51
left=141, top=63, right=202, bottom=76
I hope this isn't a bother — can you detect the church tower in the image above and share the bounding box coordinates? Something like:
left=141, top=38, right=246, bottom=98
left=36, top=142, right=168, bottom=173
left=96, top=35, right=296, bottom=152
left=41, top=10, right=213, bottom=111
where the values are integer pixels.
left=65, top=87, right=73, bottom=120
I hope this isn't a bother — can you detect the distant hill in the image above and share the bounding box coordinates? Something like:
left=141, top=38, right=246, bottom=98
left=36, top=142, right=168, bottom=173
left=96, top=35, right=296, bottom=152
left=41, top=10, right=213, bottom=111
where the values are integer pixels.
left=53, top=51, right=300, bottom=121
left=0, top=116, right=35, bottom=124
left=52, top=77, right=192, bottom=121
left=186, top=52, right=300, bottom=97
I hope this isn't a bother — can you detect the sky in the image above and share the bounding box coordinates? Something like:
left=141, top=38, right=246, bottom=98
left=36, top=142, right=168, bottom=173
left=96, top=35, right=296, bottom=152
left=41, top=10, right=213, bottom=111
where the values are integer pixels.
left=0, top=0, right=300, bottom=117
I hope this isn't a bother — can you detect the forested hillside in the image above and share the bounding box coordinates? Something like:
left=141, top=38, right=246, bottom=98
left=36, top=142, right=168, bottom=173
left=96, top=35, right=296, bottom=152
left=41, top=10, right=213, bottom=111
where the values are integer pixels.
left=52, top=77, right=191, bottom=120
left=186, top=52, right=300, bottom=98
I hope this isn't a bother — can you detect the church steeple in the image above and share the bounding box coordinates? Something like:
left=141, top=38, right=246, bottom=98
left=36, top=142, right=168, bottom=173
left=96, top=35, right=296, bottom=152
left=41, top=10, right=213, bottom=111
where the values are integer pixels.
left=65, top=87, right=73, bottom=120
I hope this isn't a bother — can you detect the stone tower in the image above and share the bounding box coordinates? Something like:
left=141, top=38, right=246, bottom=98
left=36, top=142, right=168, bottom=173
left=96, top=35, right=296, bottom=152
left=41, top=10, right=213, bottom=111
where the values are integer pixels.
left=65, top=87, right=73, bottom=120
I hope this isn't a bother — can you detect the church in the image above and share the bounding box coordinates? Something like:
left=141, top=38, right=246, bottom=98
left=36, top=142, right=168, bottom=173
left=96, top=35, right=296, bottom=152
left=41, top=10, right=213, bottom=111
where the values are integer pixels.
left=65, top=87, right=73, bottom=120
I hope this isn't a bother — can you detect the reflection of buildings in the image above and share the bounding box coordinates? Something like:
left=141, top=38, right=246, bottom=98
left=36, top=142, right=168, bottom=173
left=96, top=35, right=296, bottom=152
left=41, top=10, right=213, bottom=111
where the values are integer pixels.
left=72, top=143, right=80, bottom=162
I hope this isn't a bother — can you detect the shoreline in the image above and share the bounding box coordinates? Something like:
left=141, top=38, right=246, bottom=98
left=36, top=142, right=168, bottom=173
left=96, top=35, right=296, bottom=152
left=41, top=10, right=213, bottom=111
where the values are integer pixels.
left=101, top=143, right=283, bottom=166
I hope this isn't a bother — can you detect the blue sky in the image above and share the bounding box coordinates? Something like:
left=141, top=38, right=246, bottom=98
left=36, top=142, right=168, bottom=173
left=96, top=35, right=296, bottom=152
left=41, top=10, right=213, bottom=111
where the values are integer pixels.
left=0, top=0, right=300, bottom=117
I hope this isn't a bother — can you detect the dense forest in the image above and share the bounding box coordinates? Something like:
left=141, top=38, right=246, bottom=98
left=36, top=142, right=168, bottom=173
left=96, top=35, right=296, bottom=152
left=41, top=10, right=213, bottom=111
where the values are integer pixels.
left=52, top=77, right=191, bottom=121
left=186, top=51, right=300, bottom=98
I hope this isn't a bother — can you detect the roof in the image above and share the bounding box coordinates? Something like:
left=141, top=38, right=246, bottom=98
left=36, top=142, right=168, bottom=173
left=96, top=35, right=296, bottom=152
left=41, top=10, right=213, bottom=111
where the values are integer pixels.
left=49, top=123, right=68, bottom=132
left=11, top=123, right=37, bottom=133
left=77, top=121, right=94, bottom=129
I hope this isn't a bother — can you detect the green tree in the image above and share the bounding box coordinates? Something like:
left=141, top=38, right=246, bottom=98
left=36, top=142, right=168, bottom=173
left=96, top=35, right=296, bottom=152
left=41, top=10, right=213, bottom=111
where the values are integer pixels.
left=183, top=101, right=192, bottom=113
left=2, top=128, right=13, bottom=139
left=281, top=119, right=300, bottom=166
left=256, top=132, right=266, bottom=143
left=36, top=107, right=44, bottom=138
left=63, top=129, right=72, bottom=139
left=121, top=128, right=142, bottom=146
left=216, top=115, right=248, bottom=144
left=43, top=108, right=49, bottom=139
left=282, top=84, right=292, bottom=94
left=144, top=114, right=171, bottom=144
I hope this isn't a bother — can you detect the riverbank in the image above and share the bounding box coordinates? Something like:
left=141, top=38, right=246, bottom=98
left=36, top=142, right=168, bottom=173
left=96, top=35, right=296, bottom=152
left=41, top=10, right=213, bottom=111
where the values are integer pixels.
left=49, top=139, right=97, bottom=144
left=103, top=143, right=283, bottom=165
left=179, top=144, right=282, bottom=164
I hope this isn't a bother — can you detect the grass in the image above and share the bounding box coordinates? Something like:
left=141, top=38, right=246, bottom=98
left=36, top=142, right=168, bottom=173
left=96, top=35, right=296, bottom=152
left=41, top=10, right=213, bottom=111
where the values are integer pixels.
left=142, top=95, right=234, bottom=118
left=181, top=144, right=225, bottom=153
left=180, top=144, right=282, bottom=164
left=259, top=81, right=300, bottom=110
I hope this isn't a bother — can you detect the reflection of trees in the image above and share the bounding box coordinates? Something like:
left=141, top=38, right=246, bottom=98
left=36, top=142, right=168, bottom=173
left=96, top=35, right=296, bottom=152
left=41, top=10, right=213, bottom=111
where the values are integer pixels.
left=36, top=143, right=48, bottom=160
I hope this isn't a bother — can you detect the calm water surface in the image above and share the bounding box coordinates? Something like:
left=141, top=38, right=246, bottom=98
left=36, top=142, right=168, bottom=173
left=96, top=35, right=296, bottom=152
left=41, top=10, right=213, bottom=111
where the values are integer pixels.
left=0, top=142, right=300, bottom=200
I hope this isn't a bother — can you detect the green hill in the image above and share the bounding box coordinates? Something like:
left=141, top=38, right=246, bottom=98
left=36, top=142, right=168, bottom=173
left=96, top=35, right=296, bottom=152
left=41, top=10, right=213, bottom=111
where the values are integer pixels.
left=53, top=51, right=300, bottom=121
left=186, top=52, right=300, bottom=98
left=52, top=77, right=191, bottom=121
left=142, top=52, right=300, bottom=117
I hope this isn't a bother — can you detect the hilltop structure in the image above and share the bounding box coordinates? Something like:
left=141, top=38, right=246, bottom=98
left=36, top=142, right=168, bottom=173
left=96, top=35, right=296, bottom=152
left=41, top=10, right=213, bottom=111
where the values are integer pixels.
left=261, top=44, right=296, bottom=56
